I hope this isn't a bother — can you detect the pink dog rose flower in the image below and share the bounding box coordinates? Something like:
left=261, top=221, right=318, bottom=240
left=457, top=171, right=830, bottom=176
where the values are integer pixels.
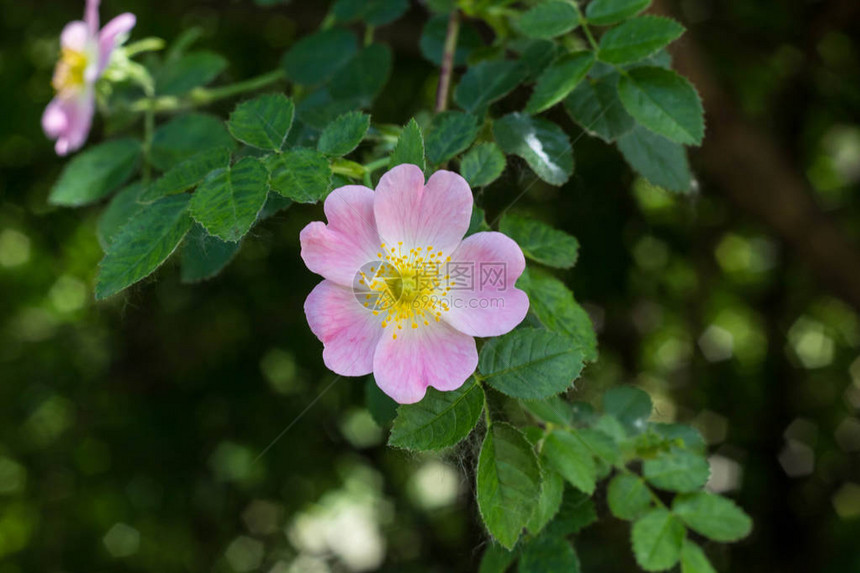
left=301, top=164, right=530, bottom=404
left=42, top=0, right=136, bottom=155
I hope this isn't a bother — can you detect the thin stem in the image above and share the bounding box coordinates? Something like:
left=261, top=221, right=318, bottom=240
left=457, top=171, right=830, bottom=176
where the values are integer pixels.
left=142, top=85, right=155, bottom=182
left=434, top=10, right=460, bottom=113
left=190, top=69, right=286, bottom=105
left=364, top=25, right=375, bottom=47
left=572, top=1, right=599, bottom=52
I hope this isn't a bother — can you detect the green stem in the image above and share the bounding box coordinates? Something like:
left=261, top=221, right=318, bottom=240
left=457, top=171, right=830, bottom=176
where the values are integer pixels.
left=190, top=68, right=286, bottom=105
left=572, top=1, right=599, bottom=52
left=142, top=85, right=155, bottom=183
left=435, top=10, right=461, bottom=113
left=364, top=25, right=375, bottom=46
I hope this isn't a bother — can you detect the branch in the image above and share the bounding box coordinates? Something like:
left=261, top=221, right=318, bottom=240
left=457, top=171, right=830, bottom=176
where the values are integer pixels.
left=435, top=10, right=460, bottom=113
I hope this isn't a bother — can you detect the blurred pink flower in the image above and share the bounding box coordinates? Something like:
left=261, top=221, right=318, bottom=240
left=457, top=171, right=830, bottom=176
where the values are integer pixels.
left=301, top=164, right=530, bottom=404
left=42, top=0, right=136, bottom=155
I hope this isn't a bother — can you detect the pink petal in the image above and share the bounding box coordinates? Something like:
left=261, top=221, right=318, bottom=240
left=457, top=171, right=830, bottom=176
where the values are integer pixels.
left=442, top=231, right=529, bottom=337
left=43, top=91, right=95, bottom=156
left=85, top=0, right=100, bottom=35
left=373, top=165, right=473, bottom=255
left=372, top=321, right=478, bottom=404
left=98, top=13, right=136, bottom=72
left=300, top=185, right=381, bottom=287
left=304, top=280, right=384, bottom=377
left=60, top=21, right=90, bottom=51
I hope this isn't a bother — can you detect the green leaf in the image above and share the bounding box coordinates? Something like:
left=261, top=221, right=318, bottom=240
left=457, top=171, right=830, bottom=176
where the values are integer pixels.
left=521, top=396, right=574, bottom=426
left=227, top=93, right=295, bottom=151
left=478, top=543, right=516, bottom=573
left=598, top=16, right=685, bottom=65
left=578, top=428, right=622, bottom=465
left=493, top=113, right=573, bottom=186
left=318, top=111, right=370, bottom=156
left=96, top=194, right=193, bottom=299
left=517, top=1, right=581, bottom=39
left=295, top=88, right=357, bottom=130
left=517, top=39, right=561, bottom=80
left=525, top=52, right=595, bottom=114
left=140, top=147, right=231, bottom=203
left=180, top=223, right=241, bottom=283
left=516, top=268, right=597, bottom=362
left=617, top=67, right=704, bottom=145
left=586, top=0, right=651, bottom=26
left=150, top=113, right=236, bottom=172
left=420, top=14, right=484, bottom=66
left=461, top=143, right=505, bottom=187
left=156, top=51, right=227, bottom=96
left=189, top=157, right=269, bottom=242
left=643, top=446, right=710, bottom=493
left=425, top=111, right=480, bottom=165
left=266, top=149, right=332, bottom=203
left=467, top=205, right=490, bottom=237
left=388, top=379, right=484, bottom=450
left=48, top=138, right=141, bottom=206
left=651, top=423, right=706, bottom=454
left=526, top=469, right=564, bottom=534
left=546, top=487, right=597, bottom=536
left=564, top=73, right=635, bottom=142
left=281, top=28, right=357, bottom=85
left=617, top=125, right=692, bottom=192
left=608, top=473, right=652, bottom=520
left=519, top=535, right=580, bottom=573
left=329, top=44, right=392, bottom=107
left=258, top=192, right=293, bottom=220
left=672, top=492, right=752, bottom=542
left=479, top=328, right=584, bottom=400
left=680, top=541, right=716, bottom=573
left=603, top=386, right=652, bottom=431
left=631, top=508, right=685, bottom=572
left=390, top=118, right=425, bottom=170
left=97, top=182, right=144, bottom=250
left=499, top=214, right=579, bottom=269
left=476, top=423, right=541, bottom=549
left=541, top=429, right=596, bottom=494
left=454, top=60, right=528, bottom=114
left=331, top=0, right=409, bottom=26
left=365, top=377, right=398, bottom=426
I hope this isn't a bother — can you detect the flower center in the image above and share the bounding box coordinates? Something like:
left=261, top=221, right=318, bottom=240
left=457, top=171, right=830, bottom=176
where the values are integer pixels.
left=52, top=48, right=89, bottom=92
left=361, top=242, right=452, bottom=340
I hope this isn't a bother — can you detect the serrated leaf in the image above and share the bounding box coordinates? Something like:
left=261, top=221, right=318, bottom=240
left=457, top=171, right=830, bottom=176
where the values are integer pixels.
left=390, top=118, right=425, bottom=170
left=96, top=194, right=193, bottom=299
left=366, top=376, right=398, bottom=426
left=578, top=428, right=622, bottom=465
left=150, top=113, right=236, bottom=171
left=330, top=44, right=392, bottom=107
left=156, top=51, right=227, bottom=96
left=97, top=182, right=144, bottom=250
left=425, top=111, right=480, bottom=165
left=295, top=88, right=357, bottom=130
left=476, top=423, right=541, bottom=549
left=227, top=93, right=295, bottom=151
left=318, top=111, right=370, bottom=156
left=564, top=73, right=635, bottom=142
left=282, top=28, right=357, bottom=85
left=608, top=473, right=652, bottom=520
left=140, top=147, right=232, bottom=203
left=180, top=223, right=241, bottom=283
left=521, top=396, right=574, bottom=426
left=680, top=541, right=716, bottom=573
left=586, top=0, right=651, bottom=26
left=526, top=469, right=564, bottom=534
left=266, top=149, right=332, bottom=203
left=516, top=268, right=597, bottom=362
left=672, top=492, right=752, bottom=542
left=545, top=487, right=597, bottom=536
left=454, top=60, right=528, bottom=114
left=331, top=0, right=409, bottom=26
left=479, top=543, right=516, bottom=573
left=617, top=125, right=692, bottom=192
left=526, top=52, right=595, bottom=114
left=493, top=113, right=573, bottom=186
left=631, top=508, right=685, bottom=572
left=388, top=378, right=484, bottom=450
left=517, top=1, right=581, bottom=39
left=618, top=67, right=704, bottom=145
left=499, top=214, right=579, bottom=269
left=643, top=446, right=710, bottom=493
left=461, top=143, right=505, bottom=187
left=420, top=14, right=484, bottom=66
left=598, top=16, right=684, bottom=65
left=603, top=386, right=652, bottom=431
left=479, top=328, right=584, bottom=400
left=48, top=138, right=141, bottom=206
left=519, top=534, right=580, bottom=573
left=189, top=157, right=269, bottom=242
left=541, top=429, right=596, bottom=494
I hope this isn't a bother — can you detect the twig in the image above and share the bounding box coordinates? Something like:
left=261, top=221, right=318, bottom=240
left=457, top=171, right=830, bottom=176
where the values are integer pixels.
left=435, top=10, right=460, bottom=113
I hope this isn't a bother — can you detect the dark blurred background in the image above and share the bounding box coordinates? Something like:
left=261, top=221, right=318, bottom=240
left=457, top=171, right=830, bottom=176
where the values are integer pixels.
left=2, top=0, right=860, bottom=571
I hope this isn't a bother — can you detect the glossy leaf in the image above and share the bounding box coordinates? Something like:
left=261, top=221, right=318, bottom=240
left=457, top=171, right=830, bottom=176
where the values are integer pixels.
left=526, top=52, right=595, bottom=114
left=318, top=111, right=370, bottom=156
left=461, top=143, right=505, bottom=187
left=598, top=16, right=684, bottom=65
left=48, top=138, right=141, bottom=206
left=493, top=113, right=573, bottom=186
left=388, top=379, right=484, bottom=450
left=617, top=125, right=692, bottom=192
left=189, top=157, right=269, bottom=242
left=266, top=149, right=332, bottom=203
left=618, top=67, right=704, bottom=145
left=517, top=1, right=581, bottom=39
left=564, top=73, right=635, bottom=142
left=227, top=93, right=294, bottom=151
left=499, top=214, right=579, bottom=269
left=425, top=111, right=480, bottom=165
left=631, top=508, right=685, bottom=572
